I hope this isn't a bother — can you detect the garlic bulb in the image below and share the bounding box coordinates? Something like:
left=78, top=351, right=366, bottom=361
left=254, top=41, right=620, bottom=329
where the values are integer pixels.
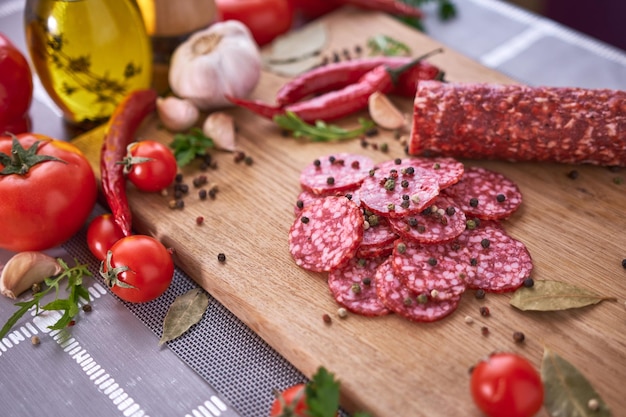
left=156, top=96, right=200, bottom=132
left=169, top=20, right=262, bottom=111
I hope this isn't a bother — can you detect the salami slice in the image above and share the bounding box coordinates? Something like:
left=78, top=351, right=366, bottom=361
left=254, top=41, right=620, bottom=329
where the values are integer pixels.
left=289, top=196, right=364, bottom=272
left=375, top=259, right=460, bottom=322
left=328, top=256, right=391, bottom=316
left=443, top=166, right=522, bottom=220
left=391, top=239, right=470, bottom=300
left=356, top=240, right=395, bottom=259
left=359, top=164, right=440, bottom=219
left=294, top=189, right=360, bottom=216
left=377, top=157, right=464, bottom=189
left=408, top=81, right=626, bottom=167
left=458, top=222, right=533, bottom=292
left=388, top=196, right=466, bottom=244
left=299, top=153, right=375, bottom=196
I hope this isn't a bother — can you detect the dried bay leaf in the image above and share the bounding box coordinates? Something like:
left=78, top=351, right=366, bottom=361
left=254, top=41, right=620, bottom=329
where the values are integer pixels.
left=159, top=288, right=209, bottom=346
left=262, top=22, right=328, bottom=76
left=510, top=280, right=616, bottom=311
left=542, top=348, right=613, bottom=417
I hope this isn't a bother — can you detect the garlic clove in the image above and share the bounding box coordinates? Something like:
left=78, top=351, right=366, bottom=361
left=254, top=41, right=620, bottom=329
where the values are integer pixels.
left=202, top=111, right=237, bottom=152
left=368, top=91, right=407, bottom=130
left=0, top=252, right=62, bottom=299
left=156, top=96, right=200, bottom=132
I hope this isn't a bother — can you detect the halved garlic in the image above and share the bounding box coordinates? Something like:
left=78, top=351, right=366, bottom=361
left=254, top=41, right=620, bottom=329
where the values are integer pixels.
left=0, top=252, right=62, bottom=299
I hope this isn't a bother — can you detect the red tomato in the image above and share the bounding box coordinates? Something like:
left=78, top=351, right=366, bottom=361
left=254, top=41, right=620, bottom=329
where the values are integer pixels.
left=216, top=0, right=294, bottom=46
left=270, top=384, right=308, bottom=417
left=125, top=140, right=177, bottom=192
left=101, top=235, right=174, bottom=303
left=290, top=0, right=340, bottom=19
left=0, top=133, right=97, bottom=252
left=0, top=33, right=33, bottom=133
left=470, top=352, right=544, bottom=417
left=86, top=214, right=125, bottom=261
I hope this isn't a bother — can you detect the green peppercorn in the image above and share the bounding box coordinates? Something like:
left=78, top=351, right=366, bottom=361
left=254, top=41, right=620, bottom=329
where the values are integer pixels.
left=384, top=178, right=395, bottom=191
left=351, top=283, right=362, bottom=294
left=397, top=242, right=407, bottom=254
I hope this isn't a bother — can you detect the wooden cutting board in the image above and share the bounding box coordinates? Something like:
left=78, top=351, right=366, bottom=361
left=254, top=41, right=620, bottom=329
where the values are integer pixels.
left=73, top=7, right=626, bottom=417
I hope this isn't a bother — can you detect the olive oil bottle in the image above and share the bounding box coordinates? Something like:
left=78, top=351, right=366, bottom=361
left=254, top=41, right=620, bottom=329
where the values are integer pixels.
left=24, top=0, right=153, bottom=127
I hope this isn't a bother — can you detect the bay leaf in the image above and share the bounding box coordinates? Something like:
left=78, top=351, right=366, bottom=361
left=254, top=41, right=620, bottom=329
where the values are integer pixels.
left=159, top=288, right=209, bottom=346
left=542, top=347, right=612, bottom=417
left=509, top=280, right=615, bottom=311
left=263, top=21, right=328, bottom=63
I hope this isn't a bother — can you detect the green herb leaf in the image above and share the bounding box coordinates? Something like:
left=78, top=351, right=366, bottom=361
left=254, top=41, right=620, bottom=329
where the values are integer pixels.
left=159, top=288, right=209, bottom=346
left=542, top=347, right=613, bottom=417
left=510, top=280, right=616, bottom=311
left=169, top=127, right=215, bottom=167
left=0, top=258, right=91, bottom=339
left=306, top=367, right=341, bottom=417
left=367, top=34, right=411, bottom=56
left=274, top=112, right=375, bottom=142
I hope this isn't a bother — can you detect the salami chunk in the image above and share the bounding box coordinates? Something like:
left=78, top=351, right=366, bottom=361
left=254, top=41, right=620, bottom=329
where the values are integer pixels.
left=359, top=164, right=440, bottom=219
left=443, top=166, right=522, bottom=220
left=289, top=196, right=363, bottom=272
left=300, top=153, right=375, bottom=196
left=391, top=239, right=470, bottom=300
left=328, top=256, right=391, bottom=316
left=388, top=196, right=466, bottom=244
left=375, top=259, right=460, bottom=322
left=408, top=81, right=626, bottom=167
left=458, top=222, right=533, bottom=292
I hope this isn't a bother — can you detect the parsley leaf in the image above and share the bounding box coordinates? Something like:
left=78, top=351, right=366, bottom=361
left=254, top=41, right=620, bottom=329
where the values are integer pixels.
left=0, top=258, right=91, bottom=339
left=274, top=112, right=375, bottom=142
left=303, top=367, right=373, bottom=417
left=169, top=128, right=215, bottom=167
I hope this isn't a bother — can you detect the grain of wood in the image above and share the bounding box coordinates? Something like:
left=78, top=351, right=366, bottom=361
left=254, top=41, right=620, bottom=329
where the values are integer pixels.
left=73, top=7, right=626, bottom=417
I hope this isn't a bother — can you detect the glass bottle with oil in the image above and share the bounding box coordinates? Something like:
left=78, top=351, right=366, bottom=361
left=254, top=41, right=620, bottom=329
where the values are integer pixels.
left=24, top=0, right=153, bottom=128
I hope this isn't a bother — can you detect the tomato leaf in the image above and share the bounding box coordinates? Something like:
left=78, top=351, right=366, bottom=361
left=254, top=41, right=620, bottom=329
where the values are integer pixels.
left=542, top=347, right=613, bottom=417
left=509, top=280, right=616, bottom=311
left=159, top=288, right=209, bottom=346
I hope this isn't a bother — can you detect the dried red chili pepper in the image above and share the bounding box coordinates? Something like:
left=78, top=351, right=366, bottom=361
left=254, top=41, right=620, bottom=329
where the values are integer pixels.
left=229, top=48, right=443, bottom=123
left=100, top=89, right=157, bottom=236
left=276, top=56, right=443, bottom=106
left=340, top=0, right=423, bottom=18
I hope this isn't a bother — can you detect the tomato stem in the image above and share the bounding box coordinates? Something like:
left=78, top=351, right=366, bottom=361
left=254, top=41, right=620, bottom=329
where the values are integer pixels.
left=99, top=250, right=137, bottom=290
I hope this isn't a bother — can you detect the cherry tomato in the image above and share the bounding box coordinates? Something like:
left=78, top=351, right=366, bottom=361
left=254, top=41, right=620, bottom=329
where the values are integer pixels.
left=216, top=0, right=294, bottom=46
left=290, top=0, right=340, bottom=19
left=0, top=33, right=33, bottom=133
left=101, top=235, right=174, bottom=303
left=0, top=133, right=97, bottom=252
left=270, top=384, right=308, bottom=417
left=470, top=352, right=544, bottom=417
left=125, top=140, right=177, bottom=192
left=86, top=213, right=125, bottom=261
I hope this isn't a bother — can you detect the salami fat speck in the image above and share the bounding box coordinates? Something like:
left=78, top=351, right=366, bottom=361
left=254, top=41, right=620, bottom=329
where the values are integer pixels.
left=289, top=196, right=363, bottom=272
left=328, top=256, right=391, bottom=316
left=408, top=81, right=626, bottom=167
left=375, top=259, right=460, bottom=322
left=443, top=166, right=522, bottom=220
left=300, top=153, right=375, bottom=196
left=388, top=196, right=466, bottom=244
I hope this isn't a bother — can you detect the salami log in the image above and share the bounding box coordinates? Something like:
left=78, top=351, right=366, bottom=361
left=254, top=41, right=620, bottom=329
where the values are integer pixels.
left=408, top=81, right=626, bottom=166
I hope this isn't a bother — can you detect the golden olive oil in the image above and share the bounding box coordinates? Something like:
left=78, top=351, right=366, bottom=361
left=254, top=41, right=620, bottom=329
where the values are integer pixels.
left=24, top=0, right=153, bottom=125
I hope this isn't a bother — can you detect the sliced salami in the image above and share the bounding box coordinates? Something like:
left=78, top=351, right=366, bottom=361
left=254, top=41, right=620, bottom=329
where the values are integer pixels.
left=377, top=157, right=464, bottom=189
left=375, top=259, right=461, bottom=322
left=356, top=240, right=395, bottom=259
left=391, top=239, right=470, bottom=300
left=408, top=81, right=626, bottom=167
left=458, top=222, right=533, bottom=292
left=443, top=166, right=522, bottom=220
left=294, top=189, right=360, bottom=216
left=328, top=256, right=391, bottom=316
left=359, top=164, right=440, bottom=219
left=299, top=153, right=375, bottom=196
left=289, top=196, right=364, bottom=272
left=388, top=196, right=466, bottom=244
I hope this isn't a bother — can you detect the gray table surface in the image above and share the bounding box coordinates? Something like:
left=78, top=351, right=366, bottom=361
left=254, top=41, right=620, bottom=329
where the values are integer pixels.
left=1, top=1, right=625, bottom=416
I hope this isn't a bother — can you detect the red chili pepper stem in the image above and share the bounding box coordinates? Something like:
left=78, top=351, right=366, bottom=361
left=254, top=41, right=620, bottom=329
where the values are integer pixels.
left=386, top=47, right=444, bottom=84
